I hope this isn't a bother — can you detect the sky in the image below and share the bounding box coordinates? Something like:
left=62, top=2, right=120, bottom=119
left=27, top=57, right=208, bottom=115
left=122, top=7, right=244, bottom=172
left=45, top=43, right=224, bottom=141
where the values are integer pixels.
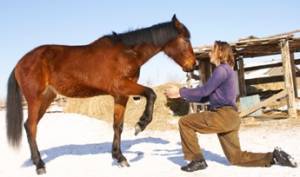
left=1, top=1, right=300, bottom=99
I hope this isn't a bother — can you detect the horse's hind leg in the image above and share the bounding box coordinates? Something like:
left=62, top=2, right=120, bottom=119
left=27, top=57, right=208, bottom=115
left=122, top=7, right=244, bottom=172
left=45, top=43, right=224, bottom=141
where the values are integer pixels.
left=112, top=96, right=129, bottom=167
left=24, top=89, right=56, bottom=175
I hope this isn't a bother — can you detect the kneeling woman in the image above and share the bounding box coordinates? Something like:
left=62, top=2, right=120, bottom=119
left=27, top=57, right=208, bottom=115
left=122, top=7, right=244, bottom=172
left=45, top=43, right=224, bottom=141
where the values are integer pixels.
left=165, top=41, right=297, bottom=172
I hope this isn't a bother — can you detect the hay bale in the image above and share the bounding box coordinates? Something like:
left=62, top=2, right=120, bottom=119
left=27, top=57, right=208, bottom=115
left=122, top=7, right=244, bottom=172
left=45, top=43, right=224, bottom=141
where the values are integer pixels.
left=64, top=83, right=187, bottom=130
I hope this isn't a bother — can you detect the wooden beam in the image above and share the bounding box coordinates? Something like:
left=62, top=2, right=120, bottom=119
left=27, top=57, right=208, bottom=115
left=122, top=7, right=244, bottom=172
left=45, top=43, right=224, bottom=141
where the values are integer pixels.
left=237, top=57, right=247, bottom=96
left=281, top=40, right=298, bottom=119
left=199, top=60, right=208, bottom=83
left=246, top=75, right=283, bottom=85
left=239, top=90, right=287, bottom=117
left=200, top=59, right=212, bottom=83
left=245, top=72, right=300, bottom=85
left=290, top=52, right=298, bottom=97
left=244, top=58, right=300, bottom=72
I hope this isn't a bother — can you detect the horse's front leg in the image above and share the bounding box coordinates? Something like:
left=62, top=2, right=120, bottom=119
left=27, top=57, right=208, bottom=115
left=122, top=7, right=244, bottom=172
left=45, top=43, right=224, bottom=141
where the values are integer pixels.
left=134, top=86, right=156, bottom=135
left=112, top=96, right=129, bottom=167
left=115, top=80, right=156, bottom=135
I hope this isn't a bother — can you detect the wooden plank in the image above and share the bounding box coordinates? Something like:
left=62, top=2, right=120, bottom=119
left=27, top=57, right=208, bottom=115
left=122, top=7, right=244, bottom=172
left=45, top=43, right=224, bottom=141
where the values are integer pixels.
left=253, top=114, right=288, bottom=120
left=281, top=40, right=298, bottom=118
left=237, top=57, right=246, bottom=96
left=244, top=58, right=300, bottom=72
left=290, top=52, right=298, bottom=97
left=266, top=29, right=300, bottom=38
left=246, top=75, right=284, bottom=85
left=239, top=89, right=287, bottom=117
left=203, top=60, right=212, bottom=82
left=199, top=60, right=208, bottom=83
left=245, top=72, right=300, bottom=85
left=237, top=34, right=294, bottom=44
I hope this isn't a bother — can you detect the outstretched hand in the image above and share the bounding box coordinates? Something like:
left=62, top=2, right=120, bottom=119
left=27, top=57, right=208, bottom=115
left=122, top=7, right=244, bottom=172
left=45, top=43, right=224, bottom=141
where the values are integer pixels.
left=164, top=85, right=181, bottom=99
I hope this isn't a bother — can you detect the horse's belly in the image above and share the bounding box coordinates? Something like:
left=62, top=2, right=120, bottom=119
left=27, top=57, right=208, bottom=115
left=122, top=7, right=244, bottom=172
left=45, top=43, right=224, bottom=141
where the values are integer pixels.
left=49, top=84, right=107, bottom=98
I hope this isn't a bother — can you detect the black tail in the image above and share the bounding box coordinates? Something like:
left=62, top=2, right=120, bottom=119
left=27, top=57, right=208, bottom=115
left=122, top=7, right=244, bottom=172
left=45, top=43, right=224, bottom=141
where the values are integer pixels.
left=6, top=70, right=23, bottom=148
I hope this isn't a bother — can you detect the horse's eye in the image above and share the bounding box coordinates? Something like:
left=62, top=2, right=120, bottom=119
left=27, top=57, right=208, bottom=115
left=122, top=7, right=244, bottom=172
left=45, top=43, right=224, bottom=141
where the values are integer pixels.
left=184, top=38, right=190, bottom=43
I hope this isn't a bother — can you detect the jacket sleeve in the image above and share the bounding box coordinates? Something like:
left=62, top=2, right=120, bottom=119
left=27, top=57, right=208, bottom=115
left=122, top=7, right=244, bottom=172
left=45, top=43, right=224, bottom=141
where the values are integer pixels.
left=179, top=66, right=228, bottom=102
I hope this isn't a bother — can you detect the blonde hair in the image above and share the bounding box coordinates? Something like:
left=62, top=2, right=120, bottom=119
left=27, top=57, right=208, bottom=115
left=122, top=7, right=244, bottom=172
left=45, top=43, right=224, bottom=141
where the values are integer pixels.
left=211, top=41, right=235, bottom=67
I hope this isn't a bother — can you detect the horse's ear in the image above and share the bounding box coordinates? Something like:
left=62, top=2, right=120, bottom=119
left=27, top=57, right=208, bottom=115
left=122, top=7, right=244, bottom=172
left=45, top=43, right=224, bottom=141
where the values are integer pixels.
left=172, top=14, right=177, bottom=22
left=112, top=31, right=118, bottom=36
left=172, top=14, right=182, bottom=29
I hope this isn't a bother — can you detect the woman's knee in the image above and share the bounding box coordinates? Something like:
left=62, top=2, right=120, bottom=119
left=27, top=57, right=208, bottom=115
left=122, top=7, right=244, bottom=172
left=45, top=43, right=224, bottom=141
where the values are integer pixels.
left=228, top=157, right=241, bottom=165
left=178, top=116, right=189, bottom=128
left=226, top=152, right=245, bottom=166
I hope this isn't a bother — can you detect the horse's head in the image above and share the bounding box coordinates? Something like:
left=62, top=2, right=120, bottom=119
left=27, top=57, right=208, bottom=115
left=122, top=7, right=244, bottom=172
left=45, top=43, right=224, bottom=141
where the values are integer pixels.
left=163, top=15, right=196, bottom=72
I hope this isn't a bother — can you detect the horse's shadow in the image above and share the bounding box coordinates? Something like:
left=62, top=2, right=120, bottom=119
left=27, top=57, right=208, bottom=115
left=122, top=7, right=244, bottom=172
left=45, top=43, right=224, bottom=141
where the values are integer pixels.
left=22, top=137, right=169, bottom=167
left=23, top=137, right=228, bottom=168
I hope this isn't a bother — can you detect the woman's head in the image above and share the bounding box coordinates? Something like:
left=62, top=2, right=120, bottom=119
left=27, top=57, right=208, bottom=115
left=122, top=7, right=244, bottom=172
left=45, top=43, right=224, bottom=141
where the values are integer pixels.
left=209, top=41, right=235, bottom=67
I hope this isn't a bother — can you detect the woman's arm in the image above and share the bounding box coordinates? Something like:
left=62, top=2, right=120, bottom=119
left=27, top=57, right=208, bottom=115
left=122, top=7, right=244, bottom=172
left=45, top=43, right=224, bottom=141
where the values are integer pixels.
left=179, top=66, right=228, bottom=102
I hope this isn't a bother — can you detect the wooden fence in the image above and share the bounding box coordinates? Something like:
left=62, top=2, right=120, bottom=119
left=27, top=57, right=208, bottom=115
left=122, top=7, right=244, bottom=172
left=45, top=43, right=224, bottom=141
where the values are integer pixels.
left=191, top=30, right=300, bottom=118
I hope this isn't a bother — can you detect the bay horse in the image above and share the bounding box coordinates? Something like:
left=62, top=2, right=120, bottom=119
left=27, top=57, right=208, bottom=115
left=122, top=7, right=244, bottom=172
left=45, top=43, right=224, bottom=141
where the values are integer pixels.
left=6, top=15, right=196, bottom=174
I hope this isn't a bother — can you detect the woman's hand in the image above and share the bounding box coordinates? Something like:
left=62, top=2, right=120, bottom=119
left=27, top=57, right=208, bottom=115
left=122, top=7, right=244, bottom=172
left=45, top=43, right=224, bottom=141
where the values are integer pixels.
left=164, top=85, right=181, bottom=99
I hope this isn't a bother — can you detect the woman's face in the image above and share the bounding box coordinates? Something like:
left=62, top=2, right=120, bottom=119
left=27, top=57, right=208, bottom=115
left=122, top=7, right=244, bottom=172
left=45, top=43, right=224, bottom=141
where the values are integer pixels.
left=209, top=49, right=219, bottom=66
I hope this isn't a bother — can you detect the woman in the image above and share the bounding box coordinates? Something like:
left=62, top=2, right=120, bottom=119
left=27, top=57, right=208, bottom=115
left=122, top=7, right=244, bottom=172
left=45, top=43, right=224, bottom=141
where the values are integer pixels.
left=165, top=41, right=297, bottom=172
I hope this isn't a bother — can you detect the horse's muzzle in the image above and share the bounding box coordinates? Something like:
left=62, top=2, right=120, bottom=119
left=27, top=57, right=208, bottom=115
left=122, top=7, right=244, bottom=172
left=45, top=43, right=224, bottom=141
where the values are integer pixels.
left=183, top=67, right=194, bottom=72
left=183, top=62, right=197, bottom=72
left=182, top=57, right=197, bottom=72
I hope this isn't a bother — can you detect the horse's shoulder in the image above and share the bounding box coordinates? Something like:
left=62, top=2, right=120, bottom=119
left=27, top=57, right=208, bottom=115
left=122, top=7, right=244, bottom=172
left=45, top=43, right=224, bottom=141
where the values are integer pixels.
left=36, top=45, right=65, bottom=59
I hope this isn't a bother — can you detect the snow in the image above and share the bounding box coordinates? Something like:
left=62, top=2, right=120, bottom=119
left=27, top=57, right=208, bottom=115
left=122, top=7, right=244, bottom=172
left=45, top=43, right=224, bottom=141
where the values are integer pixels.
left=0, top=110, right=300, bottom=177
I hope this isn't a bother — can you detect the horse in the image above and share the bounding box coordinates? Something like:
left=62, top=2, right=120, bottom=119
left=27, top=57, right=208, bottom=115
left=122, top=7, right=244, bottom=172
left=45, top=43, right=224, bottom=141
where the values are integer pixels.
left=6, top=15, right=196, bottom=174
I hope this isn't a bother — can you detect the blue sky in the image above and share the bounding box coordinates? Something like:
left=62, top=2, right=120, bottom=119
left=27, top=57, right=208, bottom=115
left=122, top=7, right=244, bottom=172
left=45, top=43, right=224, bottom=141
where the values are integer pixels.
left=1, top=1, right=300, bottom=99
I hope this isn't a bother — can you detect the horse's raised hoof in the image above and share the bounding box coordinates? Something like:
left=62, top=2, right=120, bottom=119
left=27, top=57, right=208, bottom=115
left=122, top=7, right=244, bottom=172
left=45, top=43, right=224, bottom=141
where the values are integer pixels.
left=119, top=160, right=130, bottom=167
left=134, top=124, right=142, bottom=136
left=36, top=167, right=46, bottom=175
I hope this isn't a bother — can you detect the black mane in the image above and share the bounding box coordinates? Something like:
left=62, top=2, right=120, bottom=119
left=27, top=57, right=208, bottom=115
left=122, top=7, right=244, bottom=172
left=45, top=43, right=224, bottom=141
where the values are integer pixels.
left=105, top=21, right=188, bottom=47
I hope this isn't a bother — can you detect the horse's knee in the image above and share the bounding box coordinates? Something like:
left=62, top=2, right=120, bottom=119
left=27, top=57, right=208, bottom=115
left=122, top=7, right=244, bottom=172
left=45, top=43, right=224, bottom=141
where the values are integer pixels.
left=113, top=122, right=123, bottom=132
left=145, top=88, right=156, bottom=101
left=150, top=90, right=156, bottom=101
left=24, top=120, right=36, bottom=135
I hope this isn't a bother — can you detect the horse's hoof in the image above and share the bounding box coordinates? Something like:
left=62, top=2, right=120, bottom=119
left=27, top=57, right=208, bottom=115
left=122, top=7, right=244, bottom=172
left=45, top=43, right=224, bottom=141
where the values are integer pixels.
left=119, top=160, right=130, bottom=167
left=36, top=167, right=46, bottom=175
left=134, top=124, right=142, bottom=136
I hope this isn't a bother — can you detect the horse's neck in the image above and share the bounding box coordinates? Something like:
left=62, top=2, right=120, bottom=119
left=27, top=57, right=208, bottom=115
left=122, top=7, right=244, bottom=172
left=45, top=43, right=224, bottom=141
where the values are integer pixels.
left=134, top=44, right=162, bottom=66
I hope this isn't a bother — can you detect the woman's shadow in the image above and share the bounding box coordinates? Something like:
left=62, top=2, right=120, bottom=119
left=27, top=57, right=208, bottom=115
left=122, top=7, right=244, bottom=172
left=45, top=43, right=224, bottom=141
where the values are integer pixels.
left=22, top=137, right=169, bottom=167
left=153, top=142, right=229, bottom=166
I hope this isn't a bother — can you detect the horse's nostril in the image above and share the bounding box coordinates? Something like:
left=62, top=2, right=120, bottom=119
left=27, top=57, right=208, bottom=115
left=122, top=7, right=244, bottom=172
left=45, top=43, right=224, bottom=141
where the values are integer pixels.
left=193, top=65, right=198, bottom=70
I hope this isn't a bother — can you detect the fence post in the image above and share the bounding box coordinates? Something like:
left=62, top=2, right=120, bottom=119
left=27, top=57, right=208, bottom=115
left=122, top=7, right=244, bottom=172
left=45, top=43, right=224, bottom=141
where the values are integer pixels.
left=237, top=57, right=247, bottom=96
left=281, top=39, right=298, bottom=119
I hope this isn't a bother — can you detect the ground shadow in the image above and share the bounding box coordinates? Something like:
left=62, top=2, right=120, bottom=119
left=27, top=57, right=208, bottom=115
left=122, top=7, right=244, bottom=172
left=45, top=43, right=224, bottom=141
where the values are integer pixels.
left=22, top=137, right=169, bottom=167
left=153, top=143, right=229, bottom=166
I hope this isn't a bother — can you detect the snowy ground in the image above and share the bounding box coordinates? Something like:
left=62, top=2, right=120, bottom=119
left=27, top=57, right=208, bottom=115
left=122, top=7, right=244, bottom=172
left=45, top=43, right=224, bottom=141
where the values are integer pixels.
left=1, top=110, right=299, bottom=177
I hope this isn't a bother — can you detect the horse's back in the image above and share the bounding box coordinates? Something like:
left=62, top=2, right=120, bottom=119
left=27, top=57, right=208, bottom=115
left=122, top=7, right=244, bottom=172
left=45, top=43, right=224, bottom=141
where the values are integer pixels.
left=14, top=36, right=142, bottom=98
left=15, top=39, right=122, bottom=98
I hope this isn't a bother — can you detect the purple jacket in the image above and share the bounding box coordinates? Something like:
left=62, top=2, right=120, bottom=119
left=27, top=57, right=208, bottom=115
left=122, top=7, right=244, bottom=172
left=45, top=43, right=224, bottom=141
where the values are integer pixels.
left=179, top=64, right=237, bottom=110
